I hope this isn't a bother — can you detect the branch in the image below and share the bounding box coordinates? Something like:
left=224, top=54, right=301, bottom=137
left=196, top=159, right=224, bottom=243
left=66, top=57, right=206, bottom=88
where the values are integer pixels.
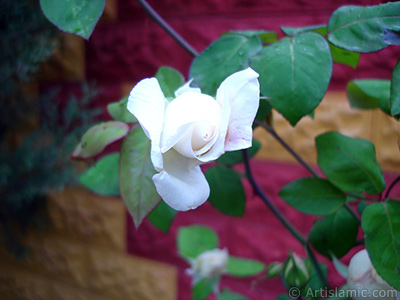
left=385, top=175, right=400, bottom=199
left=254, top=120, right=319, bottom=178
left=136, top=0, right=199, bottom=57
left=242, top=149, right=328, bottom=287
left=255, top=120, right=361, bottom=224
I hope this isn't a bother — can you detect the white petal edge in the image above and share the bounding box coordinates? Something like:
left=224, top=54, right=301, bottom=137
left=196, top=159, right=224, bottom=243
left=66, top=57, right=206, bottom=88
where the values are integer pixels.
left=216, top=68, right=260, bottom=151
left=152, top=149, right=210, bottom=211
left=127, top=78, right=166, bottom=171
left=175, top=79, right=201, bottom=97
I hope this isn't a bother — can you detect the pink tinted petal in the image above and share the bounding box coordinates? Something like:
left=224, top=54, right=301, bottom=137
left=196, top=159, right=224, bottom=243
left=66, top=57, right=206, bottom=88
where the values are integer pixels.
left=216, top=68, right=260, bottom=151
left=152, top=149, right=210, bottom=211
left=127, top=78, right=166, bottom=171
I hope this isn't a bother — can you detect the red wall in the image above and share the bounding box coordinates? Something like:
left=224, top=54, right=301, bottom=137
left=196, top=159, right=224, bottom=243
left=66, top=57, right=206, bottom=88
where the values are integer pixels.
left=84, top=1, right=400, bottom=299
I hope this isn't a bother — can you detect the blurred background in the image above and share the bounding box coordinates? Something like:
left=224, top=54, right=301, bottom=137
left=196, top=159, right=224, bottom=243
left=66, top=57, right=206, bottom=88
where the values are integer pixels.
left=0, top=0, right=399, bottom=299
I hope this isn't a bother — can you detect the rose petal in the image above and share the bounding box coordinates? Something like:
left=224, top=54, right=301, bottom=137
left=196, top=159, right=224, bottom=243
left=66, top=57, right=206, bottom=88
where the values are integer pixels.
left=216, top=68, right=260, bottom=151
left=175, top=80, right=201, bottom=97
left=161, top=92, right=221, bottom=161
left=152, top=149, right=210, bottom=211
left=127, top=78, right=166, bottom=171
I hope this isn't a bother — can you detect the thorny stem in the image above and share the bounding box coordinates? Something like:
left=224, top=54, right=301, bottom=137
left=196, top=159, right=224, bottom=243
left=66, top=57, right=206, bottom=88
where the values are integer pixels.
left=135, top=0, right=199, bottom=57
left=242, top=149, right=329, bottom=288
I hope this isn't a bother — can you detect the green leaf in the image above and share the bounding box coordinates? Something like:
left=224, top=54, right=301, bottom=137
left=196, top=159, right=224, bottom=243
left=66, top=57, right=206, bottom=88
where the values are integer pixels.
left=362, top=200, right=400, bottom=290
left=193, top=278, right=216, bottom=300
left=155, top=66, right=185, bottom=98
left=205, top=166, right=246, bottom=216
left=79, top=153, right=120, bottom=196
left=72, top=121, right=129, bottom=159
left=279, top=177, right=346, bottom=215
left=316, top=132, right=385, bottom=195
left=147, top=200, right=177, bottom=233
left=309, top=208, right=359, bottom=259
left=346, top=80, right=390, bottom=113
left=329, top=43, right=360, bottom=68
left=221, top=30, right=279, bottom=44
left=390, top=57, right=400, bottom=116
left=281, top=24, right=327, bottom=36
left=266, top=262, right=284, bottom=278
left=218, top=140, right=261, bottom=165
left=276, top=295, right=293, bottom=300
left=40, top=0, right=105, bottom=39
left=327, top=2, right=400, bottom=53
left=107, top=96, right=137, bottom=123
left=331, top=254, right=348, bottom=279
left=218, top=289, right=250, bottom=300
left=226, top=256, right=265, bottom=277
left=302, top=261, right=328, bottom=297
left=325, top=285, right=350, bottom=300
left=177, top=225, right=218, bottom=260
left=119, top=126, right=160, bottom=228
left=251, top=32, right=332, bottom=126
left=254, top=99, right=273, bottom=125
left=190, top=35, right=262, bottom=95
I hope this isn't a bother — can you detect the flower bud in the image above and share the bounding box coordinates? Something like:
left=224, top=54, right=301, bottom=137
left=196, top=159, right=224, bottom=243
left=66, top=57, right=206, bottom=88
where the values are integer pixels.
left=283, top=252, right=310, bottom=288
left=267, top=262, right=284, bottom=278
left=187, top=248, right=228, bottom=282
left=347, top=249, right=398, bottom=300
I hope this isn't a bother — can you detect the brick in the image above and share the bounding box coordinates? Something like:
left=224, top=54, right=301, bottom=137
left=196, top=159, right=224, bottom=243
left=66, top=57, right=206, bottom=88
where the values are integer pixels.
left=0, top=264, right=51, bottom=300
left=86, top=247, right=177, bottom=300
left=49, top=280, right=112, bottom=300
left=254, top=91, right=373, bottom=165
left=0, top=234, right=89, bottom=287
left=118, top=0, right=373, bottom=20
left=371, top=109, right=400, bottom=172
left=99, top=0, right=118, bottom=24
left=47, top=187, right=125, bottom=251
left=39, top=33, right=85, bottom=81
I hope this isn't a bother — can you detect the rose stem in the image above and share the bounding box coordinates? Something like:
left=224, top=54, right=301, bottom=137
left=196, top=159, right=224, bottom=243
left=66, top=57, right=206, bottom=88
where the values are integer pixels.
left=136, top=0, right=328, bottom=287
left=385, top=175, right=400, bottom=199
left=135, top=0, right=199, bottom=57
left=254, top=120, right=361, bottom=224
left=242, top=149, right=328, bottom=288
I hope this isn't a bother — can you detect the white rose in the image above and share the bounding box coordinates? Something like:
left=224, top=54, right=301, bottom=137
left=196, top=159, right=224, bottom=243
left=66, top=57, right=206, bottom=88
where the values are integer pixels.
left=347, top=249, right=398, bottom=300
left=187, top=248, right=229, bottom=282
left=127, top=68, right=260, bottom=211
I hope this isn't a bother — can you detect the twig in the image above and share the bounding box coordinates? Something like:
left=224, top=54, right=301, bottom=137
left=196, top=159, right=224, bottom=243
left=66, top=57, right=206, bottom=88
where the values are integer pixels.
left=242, top=149, right=329, bottom=288
left=136, top=0, right=199, bottom=57
left=255, top=120, right=361, bottom=223
left=385, top=175, right=400, bottom=199
left=254, top=120, right=319, bottom=178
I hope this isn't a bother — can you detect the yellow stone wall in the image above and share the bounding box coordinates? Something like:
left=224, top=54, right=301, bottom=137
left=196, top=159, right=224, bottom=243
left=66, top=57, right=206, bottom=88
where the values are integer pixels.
left=1, top=1, right=177, bottom=298
left=0, top=188, right=178, bottom=300
left=254, top=91, right=400, bottom=172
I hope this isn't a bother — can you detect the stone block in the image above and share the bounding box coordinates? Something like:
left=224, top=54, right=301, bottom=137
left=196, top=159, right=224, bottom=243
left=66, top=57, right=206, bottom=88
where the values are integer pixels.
left=0, top=264, right=51, bottom=300
left=0, top=234, right=89, bottom=288
left=47, top=187, right=125, bottom=251
left=86, top=247, right=177, bottom=300
left=39, top=33, right=85, bottom=81
left=371, top=109, right=400, bottom=172
left=99, top=0, right=118, bottom=24
left=49, top=280, right=112, bottom=300
left=254, top=92, right=373, bottom=166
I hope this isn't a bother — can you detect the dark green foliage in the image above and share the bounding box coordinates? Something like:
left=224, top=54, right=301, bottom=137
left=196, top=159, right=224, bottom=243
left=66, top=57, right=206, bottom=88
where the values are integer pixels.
left=0, top=0, right=100, bottom=258
left=0, top=0, right=57, bottom=135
